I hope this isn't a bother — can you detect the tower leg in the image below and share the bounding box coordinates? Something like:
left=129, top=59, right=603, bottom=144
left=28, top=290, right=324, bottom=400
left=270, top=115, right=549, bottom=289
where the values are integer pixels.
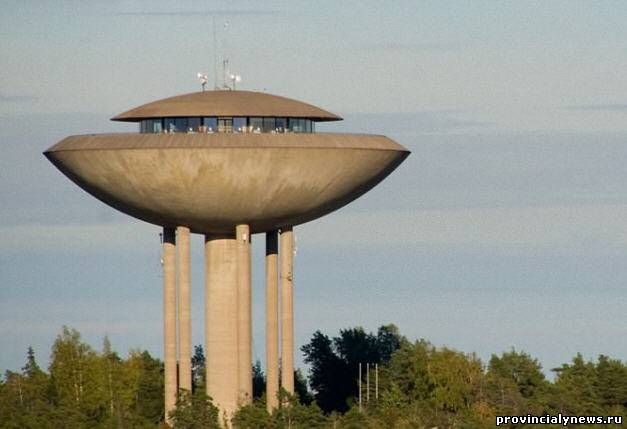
left=236, top=225, right=252, bottom=405
left=162, top=227, right=177, bottom=424
left=280, top=226, right=294, bottom=396
left=177, top=226, right=192, bottom=393
left=265, top=230, right=279, bottom=411
left=205, top=233, right=239, bottom=423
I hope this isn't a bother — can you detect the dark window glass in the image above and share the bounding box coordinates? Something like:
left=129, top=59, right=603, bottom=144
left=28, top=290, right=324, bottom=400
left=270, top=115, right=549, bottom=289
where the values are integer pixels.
left=188, top=117, right=201, bottom=132
left=163, top=118, right=176, bottom=133
left=275, top=118, right=287, bottom=132
left=174, top=118, right=188, bottom=133
left=262, top=118, right=275, bottom=133
left=249, top=117, right=263, bottom=133
left=233, top=117, right=247, bottom=133
left=218, top=118, right=233, bottom=133
left=304, top=119, right=312, bottom=133
left=289, top=118, right=306, bottom=133
left=203, top=117, right=217, bottom=132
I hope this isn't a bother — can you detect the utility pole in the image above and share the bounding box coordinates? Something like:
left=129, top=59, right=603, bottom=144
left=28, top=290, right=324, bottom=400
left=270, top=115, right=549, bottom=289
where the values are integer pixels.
left=375, top=363, right=379, bottom=400
left=358, top=363, right=362, bottom=411
left=366, top=363, right=370, bottom=402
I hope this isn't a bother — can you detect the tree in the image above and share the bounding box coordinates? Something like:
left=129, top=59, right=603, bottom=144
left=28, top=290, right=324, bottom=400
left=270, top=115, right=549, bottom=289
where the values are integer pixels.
left=488, top=349, right=547, bottom=399
left=48, top=326, right=103, bottom=424
left=169, top=389, right=220, bottom=429
left=302, top=331, right=350, bottom=412
left=252, top=361, right=265, bottom=400
left=552, top=354, right=601, bottom=414
left=191, top=345, right=205, bottom=394
left=301, top=325, right=402, bottom=413
left=594, top=355, right=627, bottom=409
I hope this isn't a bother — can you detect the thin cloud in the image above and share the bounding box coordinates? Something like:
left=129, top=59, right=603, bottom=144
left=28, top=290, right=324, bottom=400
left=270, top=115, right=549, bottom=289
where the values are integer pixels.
left=116, top=9, right=279, bottom=17
left=299, top=203, right=627, bottom=249
left=364, top=42, right=463, bottom=52
left=567, top=104, right=627, bottom=112
left=0, top=94, right=37, bottom=103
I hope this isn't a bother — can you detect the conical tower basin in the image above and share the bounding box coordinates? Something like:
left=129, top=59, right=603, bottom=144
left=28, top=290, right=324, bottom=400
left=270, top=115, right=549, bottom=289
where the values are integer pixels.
left=45, top=132, right=409, bottom=233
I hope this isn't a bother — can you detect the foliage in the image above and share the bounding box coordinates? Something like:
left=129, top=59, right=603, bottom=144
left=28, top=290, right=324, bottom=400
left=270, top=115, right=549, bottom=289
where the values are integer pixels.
left=1, top=324, right=626, bottom=428
left=168, top=389, right=220, bottom=429
left=301, top=324, right=403, bottom=413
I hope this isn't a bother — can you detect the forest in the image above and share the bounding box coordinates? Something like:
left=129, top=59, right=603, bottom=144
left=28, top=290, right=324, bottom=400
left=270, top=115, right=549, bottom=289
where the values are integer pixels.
left=1, top=325, right=625, bottom=428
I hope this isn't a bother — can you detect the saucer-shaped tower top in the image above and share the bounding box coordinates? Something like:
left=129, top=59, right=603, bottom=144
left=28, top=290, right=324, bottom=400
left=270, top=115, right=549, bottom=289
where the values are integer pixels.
left=45, top=90, right=409, bottom=234
left=112, top=90, right=342, bottom=122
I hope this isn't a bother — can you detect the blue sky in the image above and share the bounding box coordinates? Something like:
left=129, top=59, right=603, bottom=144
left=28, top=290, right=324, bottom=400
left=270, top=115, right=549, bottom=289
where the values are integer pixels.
left=1, top=1, right=627, bottom=376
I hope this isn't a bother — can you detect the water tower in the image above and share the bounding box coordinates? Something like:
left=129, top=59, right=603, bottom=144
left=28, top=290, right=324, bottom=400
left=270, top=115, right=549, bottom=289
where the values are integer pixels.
left=44, top=89, right=409, bottom=423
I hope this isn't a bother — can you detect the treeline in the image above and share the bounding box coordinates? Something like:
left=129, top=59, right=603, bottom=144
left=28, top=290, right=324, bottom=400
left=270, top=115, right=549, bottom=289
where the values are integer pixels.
left=1, top=325, right=626, bottom=428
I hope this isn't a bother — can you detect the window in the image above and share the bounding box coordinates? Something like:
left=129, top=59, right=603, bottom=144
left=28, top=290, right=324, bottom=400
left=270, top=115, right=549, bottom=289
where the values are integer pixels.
left=249, top=117, right=263, bottom=133
left=263, top=117, right=276, bottom=133
left=203, top=117, right=217, bottom=132
left=164, top=118, right=176, bottom=133
left=188, top=117, right=201, bottom=132
left=218, top=117, right=233, bottom=133
left=233, top=117, right=247, bottom=133
left=174, top=118, right=188, bottom=133
left=275, top=118, right=287, bottom=132
left=139, top=116, right=316, bottom=134
left=289, top=118, right=305, bottom=133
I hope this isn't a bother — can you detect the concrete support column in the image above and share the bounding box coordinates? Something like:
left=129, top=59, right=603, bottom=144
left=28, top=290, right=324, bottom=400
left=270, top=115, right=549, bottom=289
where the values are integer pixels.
left=205, top=234, right=239, bottom=422
left=236, top=225, right=252, bottom=405
left=162, top=227, right=177, bottom=424
left=265, top=230, right=279, bottom=411
left=280, top=226, right=294, bottom=395
left=177, top=226, right=192, bottom=393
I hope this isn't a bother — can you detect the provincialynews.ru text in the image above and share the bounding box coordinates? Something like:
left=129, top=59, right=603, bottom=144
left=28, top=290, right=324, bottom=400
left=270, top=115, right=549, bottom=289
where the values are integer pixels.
left=496, top=414, right=622, bottom=426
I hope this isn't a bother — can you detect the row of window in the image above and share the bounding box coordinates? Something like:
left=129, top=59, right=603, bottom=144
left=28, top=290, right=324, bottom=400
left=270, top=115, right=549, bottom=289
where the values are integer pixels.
left=139, top=117, right=315, bottom=134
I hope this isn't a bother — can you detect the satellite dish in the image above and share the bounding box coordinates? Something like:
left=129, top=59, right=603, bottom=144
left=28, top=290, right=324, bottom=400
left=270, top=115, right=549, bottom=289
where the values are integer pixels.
left=197, top=72, right=209, bottom=91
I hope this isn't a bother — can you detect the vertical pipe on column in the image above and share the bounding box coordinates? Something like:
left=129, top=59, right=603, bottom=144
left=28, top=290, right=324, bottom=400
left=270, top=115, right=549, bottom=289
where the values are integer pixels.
left=236, top=224, right=252, bottom=405
left=280, top=226, right=294, bottom=395
left=265, top=230, right=279, bottom=412
left=205, top=234, right=239, bottom=422
left=162, top=227, right=177, bottom=424
left=177, top=226, right=192, bottom=393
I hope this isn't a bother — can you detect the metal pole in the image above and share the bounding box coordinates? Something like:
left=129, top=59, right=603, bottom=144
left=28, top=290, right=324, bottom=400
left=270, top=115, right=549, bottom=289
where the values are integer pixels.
left=358, top=363, right=362, bottom=411
left=375, top=363, right=379, bottom=400
left=366, top=363, right=370, bottom=403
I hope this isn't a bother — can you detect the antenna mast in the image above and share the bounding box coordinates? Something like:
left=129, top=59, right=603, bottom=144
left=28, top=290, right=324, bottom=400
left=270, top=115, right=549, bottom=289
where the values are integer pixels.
left=212, top=17, right=218, bottom=89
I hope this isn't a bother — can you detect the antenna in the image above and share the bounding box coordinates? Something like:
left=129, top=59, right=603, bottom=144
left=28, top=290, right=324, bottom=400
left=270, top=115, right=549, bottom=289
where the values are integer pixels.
left=212, top=16, right=218, bottom=89
left=229, top=73, right=241, bottom=90
left=197, top=72, right=208, bottom=91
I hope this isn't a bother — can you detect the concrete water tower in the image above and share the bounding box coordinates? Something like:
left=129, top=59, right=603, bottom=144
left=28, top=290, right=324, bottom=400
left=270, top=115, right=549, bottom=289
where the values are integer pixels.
left=44, top=89, right=409, bottom=423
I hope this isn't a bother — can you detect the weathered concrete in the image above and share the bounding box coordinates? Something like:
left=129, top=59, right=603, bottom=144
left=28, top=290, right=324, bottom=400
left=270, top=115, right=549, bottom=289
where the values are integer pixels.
left=205, top=234, right=239, bottom=422
left=44, top=133, right=409, bottom=234
left=280, top=227, right=294, bottom=395
left=162, top=227, right=177, bottom=424
left=177, top=226, right=192, bottom=393
left=265, top=230, right=279, bottom=411
left=236, top=225, right=252, bottom=405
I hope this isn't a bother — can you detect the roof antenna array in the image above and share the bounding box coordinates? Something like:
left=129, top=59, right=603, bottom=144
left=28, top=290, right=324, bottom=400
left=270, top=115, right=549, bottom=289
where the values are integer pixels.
left=197, top=18, right=242, bottom=91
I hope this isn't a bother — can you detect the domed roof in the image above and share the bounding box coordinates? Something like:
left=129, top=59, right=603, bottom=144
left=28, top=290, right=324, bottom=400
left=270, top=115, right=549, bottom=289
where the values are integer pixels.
left=112, top=90, right=342, bottom=122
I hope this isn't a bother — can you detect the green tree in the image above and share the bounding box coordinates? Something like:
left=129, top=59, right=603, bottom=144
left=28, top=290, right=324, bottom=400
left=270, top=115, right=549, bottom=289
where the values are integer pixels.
left=488, top=349, right=547, bottom=399
left=48, top=326, right=104, bottom=424
left=169, top=389, right=220, bottom=429
left=191, top=345, right=205, bottom=394
left=252, top=360, right=265, bottom=400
